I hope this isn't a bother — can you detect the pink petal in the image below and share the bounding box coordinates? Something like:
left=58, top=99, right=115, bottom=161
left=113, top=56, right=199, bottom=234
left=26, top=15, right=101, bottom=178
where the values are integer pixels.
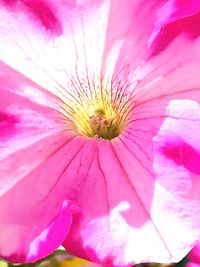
left=1, top=200, right=72, bottom=263
left=1, top=1, right=200, bottom=266
left=0, top=0, right=110, bottom=95
left=62, top=95, right=200, bottom=266
left=62, top=9, right=200, bottom=267
left=0, top=133, right=86, bottom=263
left=0, top=1, right=170, bottom=98
left=0, top=64, right=73, bottom=262
left=186, top=264, right=200, bottom=267
left=121, top=23, right=200, bottom=265
left=1, top=0, right=62, bottom=35
left=101, top=1, right=165, bottom=79
left=148, top=0, right=200, bottom=56
left=188, top=242, right=200, bottom=264
left=150, top=14, right=200, bottom=56
left=26, top=200, right=71, bottom=262
left=62, top=138, right=171, bottom=266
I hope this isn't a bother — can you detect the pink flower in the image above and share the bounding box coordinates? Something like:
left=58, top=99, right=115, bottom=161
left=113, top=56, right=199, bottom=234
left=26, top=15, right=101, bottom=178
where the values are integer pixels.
left=1, top=0, right=200, bottom=266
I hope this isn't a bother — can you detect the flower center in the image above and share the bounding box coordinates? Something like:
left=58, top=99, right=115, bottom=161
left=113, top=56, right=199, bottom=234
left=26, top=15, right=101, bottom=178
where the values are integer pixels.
left=72, top=103, right=126, bottom=140
left=61, top=78, right=131, bottom=140
left=89, top=109, right=121, bottom=140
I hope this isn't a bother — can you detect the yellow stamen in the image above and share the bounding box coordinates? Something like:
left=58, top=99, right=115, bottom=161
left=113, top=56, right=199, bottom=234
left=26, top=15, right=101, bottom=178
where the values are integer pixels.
left=62, top=84, right=129, bottom=140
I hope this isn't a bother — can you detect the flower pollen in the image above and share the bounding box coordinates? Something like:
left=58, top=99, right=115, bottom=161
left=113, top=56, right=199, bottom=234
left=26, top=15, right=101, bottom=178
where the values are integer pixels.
left=73, top=102, right=126, bottom=140
left=89, top=109, right=120, bottom=140
left=67, top=86, right=128, bottom=140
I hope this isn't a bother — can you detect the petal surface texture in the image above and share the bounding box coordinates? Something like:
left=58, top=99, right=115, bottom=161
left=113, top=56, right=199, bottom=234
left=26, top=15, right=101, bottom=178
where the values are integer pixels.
left=0, top=61, right=73, bottom=262
left=1, top=1, right=200, bottom=267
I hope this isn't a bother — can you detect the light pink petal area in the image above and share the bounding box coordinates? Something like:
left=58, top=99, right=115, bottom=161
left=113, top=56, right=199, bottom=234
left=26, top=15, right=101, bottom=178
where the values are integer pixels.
left=102, top=0, right=200, bottom=85
left=0, top=133, right=87, bottom=263
left=102, top=0, right=200, bottom=81
left=64, top=20, right=200, bottom=267
left=0, top=63, right=74, bottom=262
left=102, top=0, right=200, bottom=118
left=142, top=97, right=200, bottom=257
left=101, top=0, right=165, bottom=80
left=132, top=17, right=200, bottom=106
left=0, top=0, right=179, bottom=98
left=127, top=17, right=200, bottom=262
left=63, top=138, right=172, bottom=266
left=61, top=3, right=200, bottom=266
left=0, top=0, right=63, bottom=36
left=0, top=0, right=111, bottom=97
left=62, top=94, right=200, bottom=266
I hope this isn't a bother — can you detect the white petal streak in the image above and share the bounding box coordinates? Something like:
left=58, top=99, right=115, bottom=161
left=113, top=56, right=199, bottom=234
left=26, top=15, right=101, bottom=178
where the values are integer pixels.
left=133, top=35, right=200, bottom=103
left=0, top=2, right=110, bottom=101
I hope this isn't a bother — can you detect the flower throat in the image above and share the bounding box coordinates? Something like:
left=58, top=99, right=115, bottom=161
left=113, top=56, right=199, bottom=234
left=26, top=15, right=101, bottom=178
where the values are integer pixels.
left=89, top=109, right=121, bottom=140
left=69, top=93, right=127, bottom=140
